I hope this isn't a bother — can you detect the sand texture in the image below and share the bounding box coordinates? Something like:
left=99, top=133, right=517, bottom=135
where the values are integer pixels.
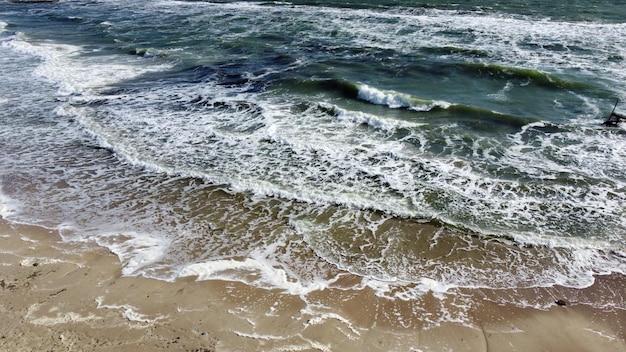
left=1, top=219, right=625, bottom=352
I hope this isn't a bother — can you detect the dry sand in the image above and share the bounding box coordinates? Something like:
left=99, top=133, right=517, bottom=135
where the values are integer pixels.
left=1, top=218, right=625, bottom=352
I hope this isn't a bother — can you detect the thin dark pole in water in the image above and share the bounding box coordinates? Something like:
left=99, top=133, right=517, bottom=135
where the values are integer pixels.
left=604, top=98, right=621, bottom=126
left=610, top=98, right=619, bottom=119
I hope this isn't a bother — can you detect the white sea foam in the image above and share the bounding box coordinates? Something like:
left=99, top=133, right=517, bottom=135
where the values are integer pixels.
left=28, top=308, right=98, bottom=326
left=295, top=211, right=626, bottom=297
left=0, top=187, right=19, bottom=220
left=232, top=331, right=291, bottom=341
left=4, top=38, right=170, bottom=96
left=357, top=84, right=451, bottom=111
left=95, top=297, right=168, bottom=324
left=584, top=328, right=619, bottom=342
left=330, top=104, right=426, bottom=131
left=180, top=258, right=329, bottom=295
left=301, top=310, right=361, bottom=338
left=488, top=81, right=513, bottom=101
left=91, top=232, right=172, bottom=277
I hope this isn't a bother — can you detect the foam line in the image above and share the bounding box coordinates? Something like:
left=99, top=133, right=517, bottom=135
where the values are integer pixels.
left=180, top=258, right=329, bottom=295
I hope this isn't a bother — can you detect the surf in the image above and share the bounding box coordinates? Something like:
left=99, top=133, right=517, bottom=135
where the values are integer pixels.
left=1, top=0, right=625, bottom=319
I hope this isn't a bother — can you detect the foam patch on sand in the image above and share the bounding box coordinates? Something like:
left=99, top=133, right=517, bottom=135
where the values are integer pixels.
left=26, top=303, right=99, bottom=326
left=180, top=258, right=329, bottom=295
left=95, top=297, right=168, bottom=324
left=91, top=232, right=172, bottom=277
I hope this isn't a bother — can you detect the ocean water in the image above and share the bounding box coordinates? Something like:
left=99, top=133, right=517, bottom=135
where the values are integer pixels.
left=1, top=0, right=625, bottom=327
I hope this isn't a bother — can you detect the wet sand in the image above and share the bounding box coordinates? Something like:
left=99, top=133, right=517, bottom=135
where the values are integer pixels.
left=1, top=218, right=624, bottom=351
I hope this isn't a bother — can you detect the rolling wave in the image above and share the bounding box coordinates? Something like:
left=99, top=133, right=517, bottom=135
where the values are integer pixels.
left=454, top=62, right=593, bottom=90
left=355, top=83, right=451, bottom=111
left=304, top=79, right=539, bottom=128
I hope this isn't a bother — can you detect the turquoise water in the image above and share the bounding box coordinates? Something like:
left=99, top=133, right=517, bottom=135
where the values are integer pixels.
left=0, top=0, right=625, bottom=316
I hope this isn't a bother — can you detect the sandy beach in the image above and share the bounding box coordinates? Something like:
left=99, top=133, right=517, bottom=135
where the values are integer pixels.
left=1, top=218, right=624, bottom=352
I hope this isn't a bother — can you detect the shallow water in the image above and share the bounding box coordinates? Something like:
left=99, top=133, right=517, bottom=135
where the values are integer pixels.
left=1, top=0, right=625, bottom=327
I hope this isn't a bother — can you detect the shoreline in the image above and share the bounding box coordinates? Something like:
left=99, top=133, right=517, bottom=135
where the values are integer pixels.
left=1, top=218, right=624, bottom=351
